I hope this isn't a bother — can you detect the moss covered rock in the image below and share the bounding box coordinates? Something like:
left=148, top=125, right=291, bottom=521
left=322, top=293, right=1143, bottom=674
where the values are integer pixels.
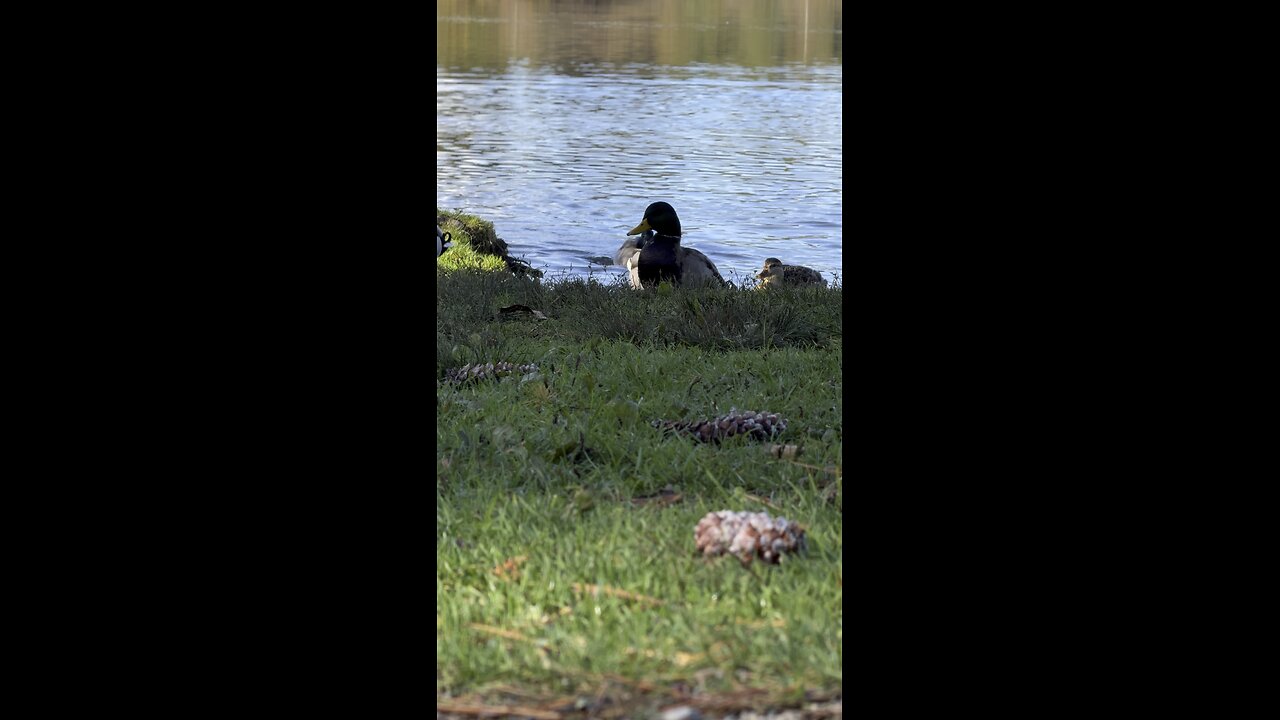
left=436, top=208, right=541, bottom=278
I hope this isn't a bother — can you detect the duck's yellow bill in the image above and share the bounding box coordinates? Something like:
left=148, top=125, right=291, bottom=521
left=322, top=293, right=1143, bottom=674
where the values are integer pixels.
left=627, top=218, right=651, bottom=236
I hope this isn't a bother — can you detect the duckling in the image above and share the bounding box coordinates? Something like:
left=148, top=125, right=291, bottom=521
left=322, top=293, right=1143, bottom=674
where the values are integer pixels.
left=757, top=257, right=827, bottom=288
left=614, top=202, right=726, bottom=289
left=437, top=226, right=452, bottom=257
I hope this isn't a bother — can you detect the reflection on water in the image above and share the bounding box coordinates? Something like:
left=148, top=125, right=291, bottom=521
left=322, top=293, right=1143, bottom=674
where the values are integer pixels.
left=437, top=0, right=842, bottom=284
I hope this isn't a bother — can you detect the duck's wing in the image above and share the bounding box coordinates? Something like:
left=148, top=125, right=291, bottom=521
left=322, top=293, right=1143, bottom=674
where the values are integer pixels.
left=614, top=236, right=642, bottom=265
left=677, top=246, right=728, bottom=287
left=783, top=265, right=827, bottom=286
left=615, top=236, right=645, bottom=289
left=626, top=255, right=642, bottom=289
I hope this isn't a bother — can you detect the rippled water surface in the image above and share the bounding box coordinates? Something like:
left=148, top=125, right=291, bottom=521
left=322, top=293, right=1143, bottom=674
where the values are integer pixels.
left=437, top=1, right=842, bottom=284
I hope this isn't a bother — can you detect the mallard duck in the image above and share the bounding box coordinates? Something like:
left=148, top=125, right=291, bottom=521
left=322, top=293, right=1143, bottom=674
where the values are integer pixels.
left=437, top=226, right=452, bottom=257
left=614, top=202, right=726, bottom=289
left=757, top=257, right=827, bottom=288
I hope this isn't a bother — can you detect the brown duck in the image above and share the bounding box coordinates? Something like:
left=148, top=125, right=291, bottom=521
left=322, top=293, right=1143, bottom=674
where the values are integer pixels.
left=757, top=257, right=827, bottom=288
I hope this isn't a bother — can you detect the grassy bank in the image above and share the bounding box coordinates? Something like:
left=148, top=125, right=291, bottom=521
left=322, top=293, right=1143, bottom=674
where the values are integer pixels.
left=437, top=252, right=842, bottom=716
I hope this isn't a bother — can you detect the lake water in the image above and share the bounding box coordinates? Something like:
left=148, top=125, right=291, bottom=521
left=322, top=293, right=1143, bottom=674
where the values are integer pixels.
left=436, top=0, right=842, bottom=285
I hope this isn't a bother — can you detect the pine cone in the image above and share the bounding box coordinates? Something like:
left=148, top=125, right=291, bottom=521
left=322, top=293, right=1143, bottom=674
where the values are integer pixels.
left=443, top=361, right=539, bottom=384
left=693, top=510, right=807, bottom=565
left=651, top=409, right=786, bottom=443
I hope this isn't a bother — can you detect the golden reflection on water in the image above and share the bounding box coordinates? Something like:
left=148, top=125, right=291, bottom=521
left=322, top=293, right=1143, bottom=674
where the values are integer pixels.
left=437, top=0, right=842, bottom=70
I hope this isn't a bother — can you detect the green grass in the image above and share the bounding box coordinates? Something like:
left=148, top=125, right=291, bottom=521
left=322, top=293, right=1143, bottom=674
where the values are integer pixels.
left=437, top=237, right=509, bottom=273
left=437, top=256, right=842, bottom=714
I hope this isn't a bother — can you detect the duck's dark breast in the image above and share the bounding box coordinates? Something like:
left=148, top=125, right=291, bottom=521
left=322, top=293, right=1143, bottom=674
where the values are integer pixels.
left=638, top=242, right=681, bottom=286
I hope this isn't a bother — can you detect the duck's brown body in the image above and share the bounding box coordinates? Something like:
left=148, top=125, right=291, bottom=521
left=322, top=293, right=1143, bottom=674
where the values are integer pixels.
left=757, top=257, right=826, bottom=288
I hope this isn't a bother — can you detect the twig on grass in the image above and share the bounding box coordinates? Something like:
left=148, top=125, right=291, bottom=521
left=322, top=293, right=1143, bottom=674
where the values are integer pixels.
left=571, top=582, right=665, bottom=606
left=436, top=701, right=561, bottom=720
left=467, top=623, right=530, bottom=642
left=744, top=492, right=781, bottom=510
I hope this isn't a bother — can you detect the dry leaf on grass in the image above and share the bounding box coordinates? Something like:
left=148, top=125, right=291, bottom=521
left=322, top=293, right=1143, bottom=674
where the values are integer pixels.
left=496, top=304, right=550, bottom=321
left=631, top=486, right=684, bottom=508
left=493, top=555, right=528, bottom=581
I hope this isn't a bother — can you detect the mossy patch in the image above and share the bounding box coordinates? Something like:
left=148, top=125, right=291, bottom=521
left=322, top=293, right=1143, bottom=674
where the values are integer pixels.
left=437, top=208, right=542, bottom=277
left=436, top=235, right=509, bottom=274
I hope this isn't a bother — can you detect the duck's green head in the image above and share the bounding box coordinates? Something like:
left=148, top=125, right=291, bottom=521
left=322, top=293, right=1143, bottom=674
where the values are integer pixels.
left=628, top=201, right=682, bottom=237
